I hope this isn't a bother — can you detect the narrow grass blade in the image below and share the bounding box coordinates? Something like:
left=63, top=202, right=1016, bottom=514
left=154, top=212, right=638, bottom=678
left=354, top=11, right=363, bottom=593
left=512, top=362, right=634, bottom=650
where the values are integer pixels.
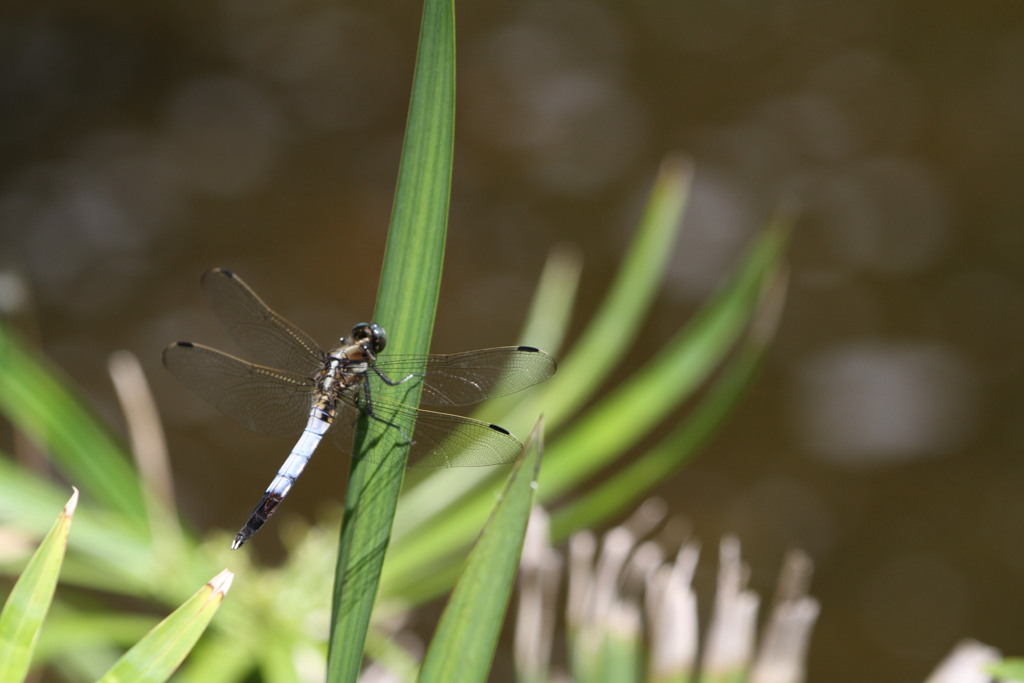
left=96, top=570, right=232, bottom=683
left=417, top=424, right=542, bottom=683
left=536, top=218, right=788, bottom=492
left=381, top=218, right=789, bottom=603
left=0, top=323, right=146, bottom=523
left=393, top=246, right=581, bottom=537
left=108, top=350, right=184, bottom=556
left=0, top=488, right=77, bottom=683
left=326, top=0, right=454, bottom=678
left=384, top=157, right=693, bottom=591
left=511, top=157, right=692, bottom=432
left=550, top=267, right=788, bottom=538
left=516, top=245, right=584, bottom=358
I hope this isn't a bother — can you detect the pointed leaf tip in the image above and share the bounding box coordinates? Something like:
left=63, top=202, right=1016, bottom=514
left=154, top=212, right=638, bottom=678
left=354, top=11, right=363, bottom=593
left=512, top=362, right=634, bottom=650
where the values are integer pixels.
left=0, top=487, right=75, bottom=683
left=64, top=487, right=79, bottom=515
left=208, top=569, right=234, bottom=597
left=657, top=155, right=694, bottom=185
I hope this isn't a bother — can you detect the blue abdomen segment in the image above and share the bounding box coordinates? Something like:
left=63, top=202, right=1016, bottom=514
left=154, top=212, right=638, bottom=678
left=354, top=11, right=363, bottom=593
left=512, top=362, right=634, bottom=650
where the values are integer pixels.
left=231, top=408, right=332, bottom=548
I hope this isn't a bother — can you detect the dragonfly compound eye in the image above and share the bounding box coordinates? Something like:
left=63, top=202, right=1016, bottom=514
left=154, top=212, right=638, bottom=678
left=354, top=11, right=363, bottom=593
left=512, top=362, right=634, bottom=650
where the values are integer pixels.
left=350, top=322, right=387, bottom=352
left=368, top=324, right=387, bottom=352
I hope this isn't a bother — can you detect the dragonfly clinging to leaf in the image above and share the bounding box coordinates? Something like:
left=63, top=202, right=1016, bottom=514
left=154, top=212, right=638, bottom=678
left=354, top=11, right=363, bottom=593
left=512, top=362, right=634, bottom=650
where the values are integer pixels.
left=163, top=268, right=556, bottom=548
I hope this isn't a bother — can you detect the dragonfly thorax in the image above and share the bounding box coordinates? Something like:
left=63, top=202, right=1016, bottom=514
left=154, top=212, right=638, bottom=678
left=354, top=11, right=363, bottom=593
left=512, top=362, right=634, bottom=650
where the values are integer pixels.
left=319, top=350, right=371, bottom=399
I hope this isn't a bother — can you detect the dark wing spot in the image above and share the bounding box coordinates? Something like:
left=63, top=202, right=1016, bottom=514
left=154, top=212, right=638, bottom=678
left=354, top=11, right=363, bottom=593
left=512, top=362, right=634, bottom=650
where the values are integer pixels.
left=517, top=346, right=540, bottom=352
left=488, top=423, right=511, bottom=435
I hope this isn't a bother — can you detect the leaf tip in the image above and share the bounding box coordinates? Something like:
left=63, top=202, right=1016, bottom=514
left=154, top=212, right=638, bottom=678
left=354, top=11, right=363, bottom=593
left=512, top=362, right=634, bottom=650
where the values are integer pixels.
left=64, top=487, right=80, bottom=516
left=658, top=154, right=694, bottom=185
left=208, top=569, right=234, bottom=596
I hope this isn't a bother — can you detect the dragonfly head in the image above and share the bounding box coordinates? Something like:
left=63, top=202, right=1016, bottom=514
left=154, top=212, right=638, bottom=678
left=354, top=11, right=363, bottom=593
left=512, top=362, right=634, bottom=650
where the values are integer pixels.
left=349, top=322, right=387, bottom=354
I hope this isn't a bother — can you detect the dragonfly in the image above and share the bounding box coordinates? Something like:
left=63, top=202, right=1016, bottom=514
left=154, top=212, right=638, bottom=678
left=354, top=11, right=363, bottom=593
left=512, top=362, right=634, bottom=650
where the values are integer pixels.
left=163, top=268, right=556, bottom=549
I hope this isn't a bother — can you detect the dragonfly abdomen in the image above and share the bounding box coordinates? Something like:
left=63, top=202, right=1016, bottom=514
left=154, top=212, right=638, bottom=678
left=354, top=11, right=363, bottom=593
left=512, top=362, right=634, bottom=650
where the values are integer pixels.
left=232, top=407, right=334, bottom=548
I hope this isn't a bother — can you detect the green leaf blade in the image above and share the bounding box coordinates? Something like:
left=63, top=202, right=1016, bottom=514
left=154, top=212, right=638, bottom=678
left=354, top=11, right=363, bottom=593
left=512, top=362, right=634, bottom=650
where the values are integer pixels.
left=326, top=0, right=455, bottom=678
left=537, top=217, right=788, bottom=495
left=417, top=426, right=542, bottom=683
left=0, top=488, right=77, bottom=683
left=381, top=217, right=789, bottom=602
left=551, top=267, right=787, bottom=537
left=380, top=158, right=693, bottom=595
left=0, top=323, right=146, bottom=523
left=97, top=570, right=232, bottom=683
left=512, top=158, right=693, bottom=432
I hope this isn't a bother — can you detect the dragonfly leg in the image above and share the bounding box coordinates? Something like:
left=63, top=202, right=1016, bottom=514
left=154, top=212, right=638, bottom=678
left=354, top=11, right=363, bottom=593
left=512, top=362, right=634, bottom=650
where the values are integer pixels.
left=372, top=365, right=423, bottom=386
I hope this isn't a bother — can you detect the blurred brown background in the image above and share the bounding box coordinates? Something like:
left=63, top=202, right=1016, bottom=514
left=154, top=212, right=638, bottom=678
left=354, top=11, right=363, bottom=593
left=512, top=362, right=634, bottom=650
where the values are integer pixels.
left=2, top=1, right=1023, bottom=680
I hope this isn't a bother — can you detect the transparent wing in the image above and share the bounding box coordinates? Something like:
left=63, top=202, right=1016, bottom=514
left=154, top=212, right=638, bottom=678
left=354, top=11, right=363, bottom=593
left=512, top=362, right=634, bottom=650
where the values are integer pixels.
left=372, top=346, right=557, bottom=407
left=162, top=341, right=313, bottom=438
left=327, top=393, right=523, bottom=469
left=200, top=268, right=325, bottom=377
